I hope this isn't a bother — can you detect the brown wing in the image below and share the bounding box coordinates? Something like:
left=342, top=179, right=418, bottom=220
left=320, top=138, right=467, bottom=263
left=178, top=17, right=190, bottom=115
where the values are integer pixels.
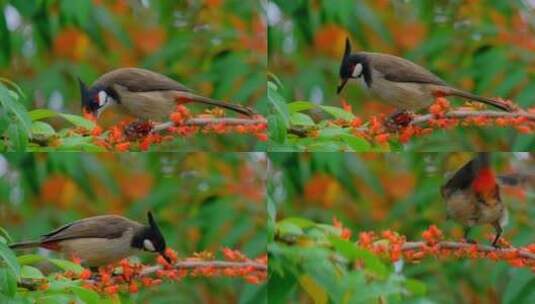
left=41, top=215, right=143, bottom=242
left=93, top=67, right=192, bottom=92
left=365, top=52, right=447, bottom=85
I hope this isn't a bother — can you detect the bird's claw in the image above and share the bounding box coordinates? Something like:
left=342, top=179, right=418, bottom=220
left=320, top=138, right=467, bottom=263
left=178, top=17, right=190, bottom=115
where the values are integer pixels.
left=385, top=111, right=414, bottom=131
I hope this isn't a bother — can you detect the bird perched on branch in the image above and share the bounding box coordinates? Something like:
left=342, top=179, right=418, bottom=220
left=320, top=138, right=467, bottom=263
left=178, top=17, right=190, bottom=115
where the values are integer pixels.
left=441, top=153, right=507, bottom=247
left=79, top=67, right=255, bottom=121
left=9, top=212, right=171, bottom=267
left=337, top=38, right=513, bottom=114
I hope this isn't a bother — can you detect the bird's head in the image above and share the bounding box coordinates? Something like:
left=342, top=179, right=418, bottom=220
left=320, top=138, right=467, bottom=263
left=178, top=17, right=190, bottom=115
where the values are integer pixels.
left=132, top=211, right=171, bottom=264
left=78, top=78, right=117, bottom=118
left=337, top=38, right=369, bottom=94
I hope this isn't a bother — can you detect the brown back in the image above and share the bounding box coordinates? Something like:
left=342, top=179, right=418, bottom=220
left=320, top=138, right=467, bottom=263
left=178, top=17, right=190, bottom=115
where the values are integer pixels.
left=41, top=215, right=143, bottom=242
left=364, top=52, right=447, bottom=85
left=93, top=67, right=192, bottom=93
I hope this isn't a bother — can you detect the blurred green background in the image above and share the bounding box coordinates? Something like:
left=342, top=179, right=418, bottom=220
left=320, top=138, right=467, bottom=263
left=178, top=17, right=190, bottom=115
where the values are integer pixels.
left=0, top=152, right=267, bottom=303
left=0, top=0, right=266, bottom=151
left=268, top=152, right=535, bottom=303
left=267, top=0, right=535, bottom=150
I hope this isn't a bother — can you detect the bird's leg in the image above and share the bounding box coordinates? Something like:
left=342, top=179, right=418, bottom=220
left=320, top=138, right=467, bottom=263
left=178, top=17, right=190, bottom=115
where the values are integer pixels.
left=385, top=110, right=414, bottom=131
left=491, top=222, right=503, bottom=248
left=124, top=119, right=154, bottom=140
left=463, top=227, right=476, bottom=244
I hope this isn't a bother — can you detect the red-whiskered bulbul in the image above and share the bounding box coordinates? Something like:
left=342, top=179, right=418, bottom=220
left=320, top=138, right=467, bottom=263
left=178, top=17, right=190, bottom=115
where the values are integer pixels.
left=441, top=153, right=507, bottom=247
left=79, top=67, right=255, bottom=120
left=9, top=212, right=171, bottom=267
left=337, top=38, right=512, bottom=112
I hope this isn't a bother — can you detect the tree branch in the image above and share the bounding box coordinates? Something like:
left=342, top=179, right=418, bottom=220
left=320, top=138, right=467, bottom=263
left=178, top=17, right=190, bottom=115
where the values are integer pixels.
left=152, top=117, right=267, bottom=133
left=401, top=240, right=535, bottom=260
left=141, top=260, right=267, bottom=276
left=411, top=110, right=535, bottom=125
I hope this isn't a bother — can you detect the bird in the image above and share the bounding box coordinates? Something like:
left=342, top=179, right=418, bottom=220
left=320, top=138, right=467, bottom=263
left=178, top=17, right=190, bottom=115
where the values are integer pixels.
left=9, top=212, right=171, bottom=267
left=79, top=67, right=255, bottom=120
left=440, top=153, right=507, bottom=247
left=337, top=38, right=512, bottom=113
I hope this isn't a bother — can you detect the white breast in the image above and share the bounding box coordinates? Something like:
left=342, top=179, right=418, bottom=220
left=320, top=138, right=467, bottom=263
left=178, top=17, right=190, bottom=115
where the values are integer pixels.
left=58, top=229, right=138, bottom=267
left=365, top=69, right=437, bottom=110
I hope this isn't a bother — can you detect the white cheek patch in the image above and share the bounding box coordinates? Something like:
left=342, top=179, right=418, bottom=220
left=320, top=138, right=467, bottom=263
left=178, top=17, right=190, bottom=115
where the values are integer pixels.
left=143, top=239, right=155, bottom=252
left=352, top=63, right=363, bottom=78
left=98, top=91, right=108, bottom=107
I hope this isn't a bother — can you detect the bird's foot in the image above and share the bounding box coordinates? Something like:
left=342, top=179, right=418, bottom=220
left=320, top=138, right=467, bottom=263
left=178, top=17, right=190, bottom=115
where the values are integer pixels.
left=124, top=120, right=154, bottom=140
left=463, top=238, right=477, bottom=244
left=385, top=110, right=414, bottom=131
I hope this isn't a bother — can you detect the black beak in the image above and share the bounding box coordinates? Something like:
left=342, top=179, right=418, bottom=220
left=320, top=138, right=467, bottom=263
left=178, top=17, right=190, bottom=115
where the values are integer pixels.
left=161, top=250, right=172, bottom=264
left=337, top=78, right=349, bottom=94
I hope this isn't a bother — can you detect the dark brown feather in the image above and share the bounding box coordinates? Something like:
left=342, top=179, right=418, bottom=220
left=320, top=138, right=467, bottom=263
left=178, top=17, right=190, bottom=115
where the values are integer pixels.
left=41, top=215, right=143, bottom=242
left=93, top=68, right=191, bottom=93
left=365, top=52, right=447, bottom=85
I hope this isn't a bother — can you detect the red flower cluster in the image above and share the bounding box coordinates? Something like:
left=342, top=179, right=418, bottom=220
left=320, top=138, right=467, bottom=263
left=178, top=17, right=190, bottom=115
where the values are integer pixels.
left=352, top=226, right=535, bottom=271
left=340, top=97, right=535, bottom=144
left=82, top=105, right=267, bottom=151
left=36, top=248, right=266, bottom=296
left=333, top=217, right=352, bottom=240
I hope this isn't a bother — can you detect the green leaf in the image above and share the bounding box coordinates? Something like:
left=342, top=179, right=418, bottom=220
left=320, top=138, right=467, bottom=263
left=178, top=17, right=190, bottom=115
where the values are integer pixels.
left=0, top=268, right=17, bottom=298
left=59, top=114, right=95, bottom=130
left=31, top=121, right=56, bottom=138
left=267, top=82, right=290, bottom=126
left=48, top=258, right=84, bottom=275
left=20, top=265, right=44, bottom=279
left=289, top=113, right=315, bottom=126
left=17, top=254, right=45, bottom=265
left=278, top=217, right=316, bottom=229
left=288, top=101, right=316, bottom=113
left=268, top=115, right=287, bottom=144
left=329, top=238, right=389, bottom=278
left=319, top=105, right=355, bottom=120
left=7, top=123, right=28, bottom=151
left=340, top=134, right=371, bottom=151
left=70, top=286, right=101, bottom=304
left=405, top=278, right=427, bottom=296
left=0, top=228, right=11, bottom=243
left=0, top=83, right=31, bottom=133
left=28, top=109, right=95, bottom=130
left=276, top=222, right=303, bottom=237
left=0, top=242, right=20, bottom=280
left=28, top=109, right=58, bottom=121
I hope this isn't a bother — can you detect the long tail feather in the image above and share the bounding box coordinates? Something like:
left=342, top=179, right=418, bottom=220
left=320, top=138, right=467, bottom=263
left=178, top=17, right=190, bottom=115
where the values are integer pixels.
left=176, top=93, right=255, bottom=116
left=449, top=90, right=512, bottom=112
left=9, top=240, right=42, bottom=250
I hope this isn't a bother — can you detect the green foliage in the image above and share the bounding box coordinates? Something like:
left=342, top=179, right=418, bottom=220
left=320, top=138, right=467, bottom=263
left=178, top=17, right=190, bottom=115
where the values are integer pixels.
left=267, top=80, right=376, bottom=151
left=269, top=217, right=425, bottom=303
left=268, top=0, right=535, bottom=150
left=1, top=0, right=265, bottom=151
left=0, top=153, right=267, bottom=303
left=268, top=152, right=535, bottom=303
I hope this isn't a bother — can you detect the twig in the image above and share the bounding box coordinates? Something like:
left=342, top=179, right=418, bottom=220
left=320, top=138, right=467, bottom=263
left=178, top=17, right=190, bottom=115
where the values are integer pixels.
left=401, top=241, right=535, bottom=260
left=411, top=110, right=535, bottom=124
left=152, top=117, right=267, bottom=133
left=141, top=260, right=267, bottom=276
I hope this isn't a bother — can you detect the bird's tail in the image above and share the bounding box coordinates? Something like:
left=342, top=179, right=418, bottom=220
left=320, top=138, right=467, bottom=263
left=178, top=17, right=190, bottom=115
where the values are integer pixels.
left=9, top=240, right=42, bottom=250
left=448, top=89, right=513, bottom=112
left=497, top=174, right=535, bottom=188
left=176, top=92, right=256, bottom=116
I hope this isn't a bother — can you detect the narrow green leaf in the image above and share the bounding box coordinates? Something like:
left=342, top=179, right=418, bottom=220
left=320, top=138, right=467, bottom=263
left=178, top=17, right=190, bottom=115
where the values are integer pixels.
left=48, top=258, right=84, bottom=274
left=31, top=121, right=56, bottom=138
left=319, top=105, right=355, bottom=120
left=267, top=82, right=290, bottom=126
left=288, top=101, right=316, bottom=113
left=0, top=242, right=21, bottom=279
left=289, top=113, right=315, bottom=126
left=20, top=265, right=44, bottom=279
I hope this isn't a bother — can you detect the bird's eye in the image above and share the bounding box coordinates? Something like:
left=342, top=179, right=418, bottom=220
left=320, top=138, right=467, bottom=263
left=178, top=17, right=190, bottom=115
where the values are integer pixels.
left=97, top=91, right=108, bottom=107
left=352, top=63, right=363, bottom=78
left=143, top=239, right=156, bottom=252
